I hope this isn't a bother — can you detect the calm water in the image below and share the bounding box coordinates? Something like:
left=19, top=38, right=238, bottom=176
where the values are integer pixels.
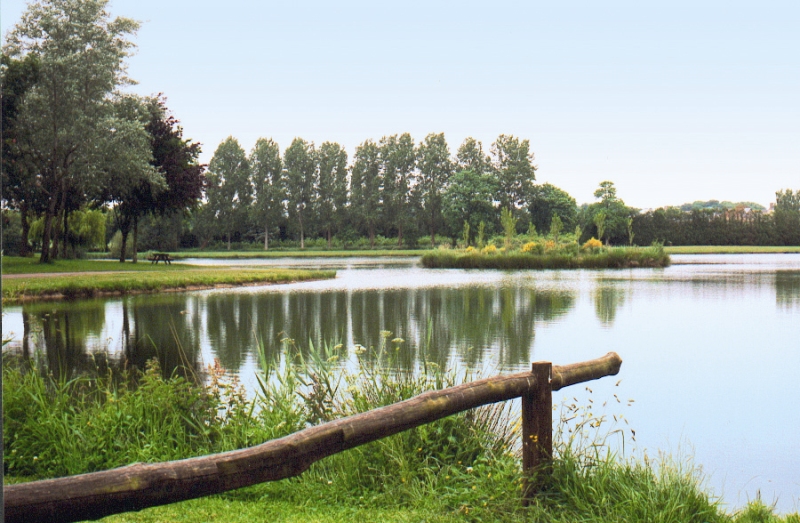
left=3, top=254, right=799, bottom=512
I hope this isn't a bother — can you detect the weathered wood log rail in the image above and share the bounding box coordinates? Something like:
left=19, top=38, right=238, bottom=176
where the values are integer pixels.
left=3, top=352, right=622, bottom=523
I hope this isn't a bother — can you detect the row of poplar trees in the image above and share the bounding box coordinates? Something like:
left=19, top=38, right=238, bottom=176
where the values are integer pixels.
left=201, top=133, right=538, bottom=249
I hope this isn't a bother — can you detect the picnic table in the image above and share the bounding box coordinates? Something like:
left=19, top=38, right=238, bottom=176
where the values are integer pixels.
left=148, top=252, right=173, bottom=265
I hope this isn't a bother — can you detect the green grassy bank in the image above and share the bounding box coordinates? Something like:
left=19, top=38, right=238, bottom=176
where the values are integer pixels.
left=422, top=244, right=670, bottom=270
left=664, top=246, right=800, bottom=254
left=2, top=256, right=190, bottom=275
left=86, top=249, right=429, bottom=260
left=3, top=343, right=796, bottom=523
left=2, top=264, right=335, bottom=302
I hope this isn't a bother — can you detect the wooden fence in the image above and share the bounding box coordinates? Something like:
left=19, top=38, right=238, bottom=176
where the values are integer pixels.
left=3, top=352, right=622, bottom=523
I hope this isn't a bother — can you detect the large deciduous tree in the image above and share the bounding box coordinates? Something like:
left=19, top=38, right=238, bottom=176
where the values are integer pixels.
left=380, top=133, right=416, bottom=246
left=4, top=0, right=140, bottom=262
left=317, top=141, right=348, bottom=248
left=206, top=137, right=252, bottom=250
left=283, top=138, right=317, bottom=249
left=416, top=132, right=453, bottom=246
left=774, top=189, right=800, bottom=246
left=250, top=138, right=283, bottom=250
left=491, top=134, right=536, bottom=219
left=98, top=95, right=164, bottom=262
left=350, top=139, right=382, bottom=248
left=529, top=183, right=578, bottom=234
left=442, top=170, right=498, bottom=244
left=456, top=137, right=492, bottom=176
left=1, top=53, right=40, bottom=256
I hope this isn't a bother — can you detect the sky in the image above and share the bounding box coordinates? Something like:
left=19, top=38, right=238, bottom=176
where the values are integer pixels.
left=2, top=0, right=798, bottom=209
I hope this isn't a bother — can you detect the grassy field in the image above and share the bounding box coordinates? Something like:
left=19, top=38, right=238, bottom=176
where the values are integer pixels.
left=2, top=265, right=335, bottom=302
left=2, top=256, right=190, bottom=275
left=88, top=249, right=429, bottom=260
left=664, top=246, right=800, bottom=254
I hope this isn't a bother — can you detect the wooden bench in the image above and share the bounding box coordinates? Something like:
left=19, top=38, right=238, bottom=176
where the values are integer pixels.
left=147, top=252, right=173, bottom=265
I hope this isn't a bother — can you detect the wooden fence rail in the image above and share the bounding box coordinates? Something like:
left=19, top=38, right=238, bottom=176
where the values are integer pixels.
left=4, top=352, right=622, bottom=523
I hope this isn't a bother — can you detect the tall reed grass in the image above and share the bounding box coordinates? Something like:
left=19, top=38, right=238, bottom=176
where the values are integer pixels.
left=4, top=336, right=797, bottom=521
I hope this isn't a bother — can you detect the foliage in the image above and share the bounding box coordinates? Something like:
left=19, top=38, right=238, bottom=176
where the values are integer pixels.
left=351, top=140, right=382, bottom=248
left=442, top=170, right=498, bottom=244
left=501, top=208, right=518, bottom=250
left=491, top=134, right=536, bottom=213
left=421, top=243, right=669, bottom=269
left=529, top=183, right=578, bottom=234
left=316, top=141, right=347, bottom=248
left=4, top=0, right=141, bottom=262
left=416, top=133, right=453, bottom=245
left=206, top=137, right=252, bottom=250
left=582, top=237, right=603, bottom=250
left=283, top=138, right=318, bottom=249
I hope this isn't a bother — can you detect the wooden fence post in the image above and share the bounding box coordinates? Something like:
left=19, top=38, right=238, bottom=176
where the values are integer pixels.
left=521, top=361, right=552, bottom=504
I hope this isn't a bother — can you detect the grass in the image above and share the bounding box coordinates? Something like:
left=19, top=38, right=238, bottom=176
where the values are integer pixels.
left=664, top=246, right=800, bottom=254
left=2, top=267, right=335, bottom=302
left=2, top=256, right=189, bottom=275
left=88, top=249, right=430, bottom=260
left=422, top=244, right=671, bottom=270
left=4, top=336, right=798, bottom=523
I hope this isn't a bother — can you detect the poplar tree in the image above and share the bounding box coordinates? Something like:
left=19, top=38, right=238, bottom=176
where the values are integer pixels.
left=380, top=133, right=416, bottom=246
left=207, top=137, right=251, bottom=250
left=250, top=138, right=283, bottom=250
left=317, top=141, right=348, bottom=248
left=351, top=139, right=382, bottom=248
left=416, top=133, right=453, bottom=246
left=284, top=138, right=317, bottom=249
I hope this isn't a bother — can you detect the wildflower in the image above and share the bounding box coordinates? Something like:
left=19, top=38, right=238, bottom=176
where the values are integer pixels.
left=466, top=466, right=473, bottom=473
left=521, top=241, right=538, bottom=253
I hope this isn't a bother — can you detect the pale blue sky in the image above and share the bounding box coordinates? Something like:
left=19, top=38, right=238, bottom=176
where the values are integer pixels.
left=3, top=0, right=798, bottom=208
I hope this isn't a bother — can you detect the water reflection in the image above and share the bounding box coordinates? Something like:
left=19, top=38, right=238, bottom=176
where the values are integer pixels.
left=776, top=271, right=800, bottom=309
left=593, top=285, right=628, bottom=326
left=4, top=284, right=577, bottom=378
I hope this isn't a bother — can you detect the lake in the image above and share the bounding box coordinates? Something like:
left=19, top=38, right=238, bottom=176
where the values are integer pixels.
left=3, top=253, right=799, bottom=512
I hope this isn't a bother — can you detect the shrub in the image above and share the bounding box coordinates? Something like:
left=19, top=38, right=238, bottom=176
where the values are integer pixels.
left=583, top=237, right=603, bottom=250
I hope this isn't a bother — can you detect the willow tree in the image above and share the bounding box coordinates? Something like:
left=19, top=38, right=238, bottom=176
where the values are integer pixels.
left=4, top=0, right=140, bottom=262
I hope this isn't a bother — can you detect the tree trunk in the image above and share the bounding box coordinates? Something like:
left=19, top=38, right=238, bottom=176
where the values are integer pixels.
left=397, top=223, right=403, bottom=247
left=327, top=227, right=332, bottom=249
left=299, top=213, right=305, bottom=249
left=132, top=217, right=139, bottom=263
left=19, top=201, right=32, bottom=257
left=39, top=203, right=55, bottom=263
left=62, top=207, right=69, bottom=259
left=369, top=225, right=375, bottom=249
left=119, top=230, right=128, bottom=263
left=264, top=222, right=269, bottom=250
left=227, top=231, right=231, bottom=251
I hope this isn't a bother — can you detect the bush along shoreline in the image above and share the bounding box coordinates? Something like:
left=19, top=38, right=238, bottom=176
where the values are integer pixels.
left=421, top=239, right=671, bottom=270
